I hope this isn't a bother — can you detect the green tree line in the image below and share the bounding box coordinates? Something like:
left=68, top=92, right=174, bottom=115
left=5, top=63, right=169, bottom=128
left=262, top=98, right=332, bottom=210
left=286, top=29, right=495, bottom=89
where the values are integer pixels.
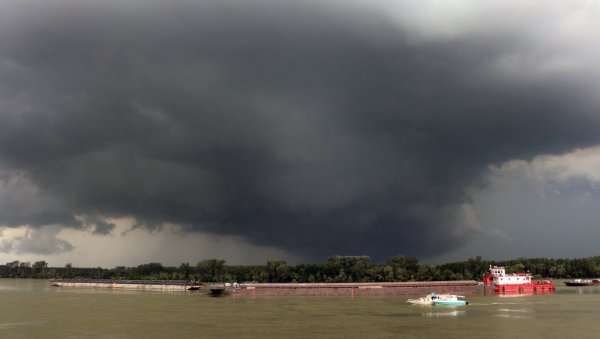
left=2, top=255, right=600, bottom=282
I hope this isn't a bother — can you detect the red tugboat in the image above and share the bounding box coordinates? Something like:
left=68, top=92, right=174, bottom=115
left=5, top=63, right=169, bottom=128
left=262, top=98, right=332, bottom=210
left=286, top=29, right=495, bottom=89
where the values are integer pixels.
left=484, top=266, right=555, bottom=293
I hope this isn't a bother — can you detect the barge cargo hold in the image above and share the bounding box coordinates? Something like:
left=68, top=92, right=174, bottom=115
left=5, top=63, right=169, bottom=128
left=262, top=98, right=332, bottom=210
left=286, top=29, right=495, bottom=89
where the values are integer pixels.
left=49, top=279, right=480, bottom=296
left=50, top=279, right=201, bottom=291
left=234, top=281, right=480, bottom=297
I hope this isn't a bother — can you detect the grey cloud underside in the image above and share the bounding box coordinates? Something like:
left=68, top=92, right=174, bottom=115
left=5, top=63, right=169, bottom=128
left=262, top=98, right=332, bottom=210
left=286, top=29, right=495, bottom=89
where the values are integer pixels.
left=1, top=0, right=599, bottom=260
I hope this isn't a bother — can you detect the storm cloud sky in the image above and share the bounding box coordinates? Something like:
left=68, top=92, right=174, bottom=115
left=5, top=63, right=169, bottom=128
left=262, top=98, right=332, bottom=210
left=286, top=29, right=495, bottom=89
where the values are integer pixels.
left=1, top=0, right=600, bottom=265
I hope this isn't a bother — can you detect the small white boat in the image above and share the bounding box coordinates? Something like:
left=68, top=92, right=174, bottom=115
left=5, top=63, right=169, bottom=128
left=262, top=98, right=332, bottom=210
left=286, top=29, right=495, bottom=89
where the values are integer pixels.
left=406, top=293, right=436, bottom=305
left=432, top=294, right=468, bottom=306
left=407, top=293, right=469, bottom=306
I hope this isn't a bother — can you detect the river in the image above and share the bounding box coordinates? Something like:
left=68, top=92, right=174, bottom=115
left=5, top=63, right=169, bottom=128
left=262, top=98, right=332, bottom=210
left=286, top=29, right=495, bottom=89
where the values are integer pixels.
left=1, top=279, right=599, bottom=338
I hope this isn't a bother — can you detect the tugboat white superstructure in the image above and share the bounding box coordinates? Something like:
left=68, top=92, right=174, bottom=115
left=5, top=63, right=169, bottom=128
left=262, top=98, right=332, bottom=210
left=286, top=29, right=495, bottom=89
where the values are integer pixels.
left=484, top=266, right=555, bottom=293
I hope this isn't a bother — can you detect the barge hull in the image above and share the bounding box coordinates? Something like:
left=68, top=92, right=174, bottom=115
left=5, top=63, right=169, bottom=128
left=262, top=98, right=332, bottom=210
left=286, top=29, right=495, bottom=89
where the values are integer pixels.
left=50, top=280, right=480, bottom=296
left=235, top=281, right=480, bottom=297
left=50, top=280, right=199, bottom=292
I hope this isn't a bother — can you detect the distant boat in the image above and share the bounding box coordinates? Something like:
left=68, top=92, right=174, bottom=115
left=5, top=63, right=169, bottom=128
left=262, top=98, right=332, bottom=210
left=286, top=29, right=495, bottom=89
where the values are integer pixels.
left=208, top=282, right=239, bottom=296
left=407, top=293, right=468, bottom=306
left=209, top=287, right=228, bottom=296
left=564, top=279, right=600, bottom=286
left=432, top=294, right=469, bottom=306
left=407, top=293, right=436, bottom=305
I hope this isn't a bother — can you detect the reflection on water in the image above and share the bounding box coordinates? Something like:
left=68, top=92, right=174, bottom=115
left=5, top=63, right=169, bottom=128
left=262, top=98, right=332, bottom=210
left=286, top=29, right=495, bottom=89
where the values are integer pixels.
left=486, top=289, right=556, bottom=297
left=495, top=308, right=533, bottom=319
left=0, top=321, right=47, bottom=330
left=497, top=308, right=532, bottom=313
left=50, top=286, right=199, bottom=296
left=0, top=279, right=43, bottom=291
left=570, top=287, right=600, bottom=295
left=495, top=313, right=531, bottom=319
left=0, top=286, right=20, bottom=291
left=422, top=310, right=467, bottom=318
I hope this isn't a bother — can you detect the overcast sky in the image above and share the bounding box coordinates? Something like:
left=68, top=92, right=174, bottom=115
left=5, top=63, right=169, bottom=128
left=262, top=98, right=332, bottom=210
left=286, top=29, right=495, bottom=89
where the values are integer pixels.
left=1, top=0, right=600, bottom=267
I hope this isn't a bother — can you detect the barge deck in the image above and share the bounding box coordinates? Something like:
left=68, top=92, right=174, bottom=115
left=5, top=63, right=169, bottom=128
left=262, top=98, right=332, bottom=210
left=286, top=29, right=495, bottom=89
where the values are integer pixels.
left=237, top=281, right=481, bottom=297
left=49, top=279, right=481, bottom=296
left=50, top=279, right=201, bottom=291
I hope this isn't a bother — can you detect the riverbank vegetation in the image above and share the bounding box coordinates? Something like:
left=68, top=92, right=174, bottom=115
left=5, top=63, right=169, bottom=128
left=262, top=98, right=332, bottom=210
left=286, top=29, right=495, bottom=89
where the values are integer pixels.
left=1, top=255, right=599, bottom=282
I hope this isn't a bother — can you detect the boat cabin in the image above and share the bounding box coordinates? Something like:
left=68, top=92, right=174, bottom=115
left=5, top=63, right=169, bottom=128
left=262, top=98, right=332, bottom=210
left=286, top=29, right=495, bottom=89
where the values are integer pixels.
left=485, top=266, right=532, bottom=286
left=489, top=266, right=506, bottom=277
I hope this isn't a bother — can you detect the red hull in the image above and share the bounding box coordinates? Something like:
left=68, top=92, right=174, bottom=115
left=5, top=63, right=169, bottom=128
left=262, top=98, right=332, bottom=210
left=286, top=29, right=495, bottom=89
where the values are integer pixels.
left=493, top=289, right=556, bottom=297
left=485, top=266, right=556, bottom=295
left=493, top=281, right=555, bottom=293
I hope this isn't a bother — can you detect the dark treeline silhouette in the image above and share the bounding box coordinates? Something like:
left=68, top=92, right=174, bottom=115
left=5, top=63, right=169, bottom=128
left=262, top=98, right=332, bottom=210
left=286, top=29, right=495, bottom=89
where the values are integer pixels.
left=2, top=255, right=600, bottom=282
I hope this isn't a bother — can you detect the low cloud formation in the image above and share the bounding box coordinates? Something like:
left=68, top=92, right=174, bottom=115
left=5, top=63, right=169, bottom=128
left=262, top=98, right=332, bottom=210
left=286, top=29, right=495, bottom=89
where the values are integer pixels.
left=0, top=226, right=74, bottom=255
left=433, top=145, right=600, bottom=262
left=1, top=0, right=600, bottom=261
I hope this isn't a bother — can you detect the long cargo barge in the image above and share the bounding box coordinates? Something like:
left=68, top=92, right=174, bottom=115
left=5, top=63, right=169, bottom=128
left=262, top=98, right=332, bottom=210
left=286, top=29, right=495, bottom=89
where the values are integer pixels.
left=50, top=279, right=201, bottom=291
left=236, top=281, right=481, bottom=297
left=49, top=279, right=481, bottom=296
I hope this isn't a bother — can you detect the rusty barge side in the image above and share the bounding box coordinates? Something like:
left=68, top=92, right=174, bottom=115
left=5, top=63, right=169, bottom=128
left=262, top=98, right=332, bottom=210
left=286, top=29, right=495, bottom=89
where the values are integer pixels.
left=50, top=279, right=200, bottom=291
left=236, top=281, right=481, bottom=297
left=49, top=279, right=481, bottom=296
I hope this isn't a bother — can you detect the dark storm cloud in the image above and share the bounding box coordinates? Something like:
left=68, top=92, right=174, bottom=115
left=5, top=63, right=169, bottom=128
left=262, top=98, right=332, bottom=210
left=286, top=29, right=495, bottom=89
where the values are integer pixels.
left=1, top=0, right=599, bottom=259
